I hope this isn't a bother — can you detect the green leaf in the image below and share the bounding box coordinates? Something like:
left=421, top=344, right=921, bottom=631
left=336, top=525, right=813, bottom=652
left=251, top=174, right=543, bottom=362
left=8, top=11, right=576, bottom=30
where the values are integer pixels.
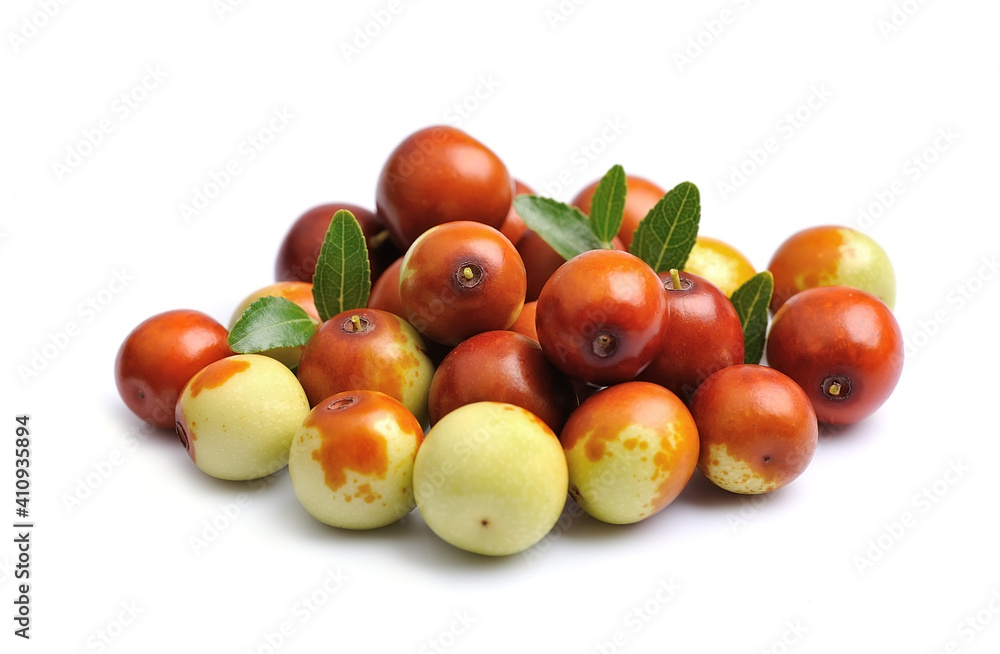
left=588, top=164, right=627, bottom=246
left=629, top=181, right=700, bottom=273
left=312, top=209, right=371, bottom=321
left=730, top=271, right=774, bottom=364
left=228, top=296, right=318, bottom=353
left=512, top=195, right=606, bottom=261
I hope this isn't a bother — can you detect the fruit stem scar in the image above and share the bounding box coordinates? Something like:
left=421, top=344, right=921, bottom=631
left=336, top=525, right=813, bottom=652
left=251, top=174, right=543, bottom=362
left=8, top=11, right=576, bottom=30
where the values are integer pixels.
left=343, top=314, right=371, bottom=333
left=455, top=262, right=483, bottom=288
left=592, top=332, right=618, bottom=358
left=822, top=375, right=852, bottom=401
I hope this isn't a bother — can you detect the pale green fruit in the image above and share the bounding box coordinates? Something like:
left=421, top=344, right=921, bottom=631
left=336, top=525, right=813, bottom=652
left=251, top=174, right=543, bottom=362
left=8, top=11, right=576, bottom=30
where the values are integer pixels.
left=175, top=354, right=310, bottom=481
left=413, top=402, right=568, bottom=556
left=288, top=391, right=424, bottom=530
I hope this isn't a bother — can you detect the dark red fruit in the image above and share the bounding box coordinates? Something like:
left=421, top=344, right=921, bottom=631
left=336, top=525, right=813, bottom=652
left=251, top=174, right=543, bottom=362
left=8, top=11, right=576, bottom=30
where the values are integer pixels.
left=766, top=286, right=903, bottom=425
left=367, top=257, right=405, bottom=319
left=535, top=249, right=666, bottom=386
left=637, top=270, right=744, bottom=402
left=275, top=203, right=401, bottom=284
left=115, top=310, right=233, bottom=429
left=399, top=221, right=526, bottom=346
left=375, top=125, right=512, bottom=250
left=428, top=331, right=578, bottom=433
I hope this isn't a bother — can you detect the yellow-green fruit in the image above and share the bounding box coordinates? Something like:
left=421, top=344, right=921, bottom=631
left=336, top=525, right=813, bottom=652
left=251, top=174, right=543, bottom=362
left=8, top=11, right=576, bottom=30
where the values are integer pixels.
left=288, top=391, right=424, bottom=530
left=683, top=236, right=757, bottom=297
left=768, top=225, right=895, bottom=313
left=413, top=402, right=568, bottom=556
left=175, top=354, right=310, bottom=480
left=561, top=382, right=699, bottom=524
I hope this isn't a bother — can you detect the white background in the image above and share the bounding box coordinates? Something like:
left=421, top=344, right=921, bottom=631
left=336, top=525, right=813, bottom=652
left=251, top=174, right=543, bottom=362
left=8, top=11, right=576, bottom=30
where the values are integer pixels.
left=3, top=1, right=1000, bottom=652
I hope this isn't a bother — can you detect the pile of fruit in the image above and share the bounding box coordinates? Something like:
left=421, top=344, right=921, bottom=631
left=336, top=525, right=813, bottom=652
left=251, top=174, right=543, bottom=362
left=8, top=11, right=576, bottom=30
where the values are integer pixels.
left=114, top=125, right=903, bottom=556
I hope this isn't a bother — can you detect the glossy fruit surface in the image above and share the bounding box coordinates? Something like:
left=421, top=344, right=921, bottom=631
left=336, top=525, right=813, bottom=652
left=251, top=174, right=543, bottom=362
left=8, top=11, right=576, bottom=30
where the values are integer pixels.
left=637, top=270, right=744, bottom=402
left=376, top=125, right=512, bottom=250
left=366, top=257, right=405, bottom=319
left=115, top=309, right=233, bottom=429
left=296, top=308, right=435, bottom=425
left=508, top=300, right=537, bottom=341
left=516, top=230, right=624, bottom=303
left=428, top=330, right=577, bottom=433
left=499, top=179, right=533, bottom=245
left=691, top=364, right=818, bottom=494
left=275, top=202, right=400, bottom=285
left=571, top=174, right=665, bottom=250
left=399, top=221, right=526, bottom=346
left=766, top=286, right=903, bottom=425
left=175, top=354, right=310, bottom=481
left=682, top=236, right=757, bottom=297
left=768, top=225, right=895, bottom=313
left=535, top=249, right=666, bottom=386
left=288, top=390, right=424, bottom=529
left=413, top=402, right=568, bottom=556
left=561, top=382, right=699, bottom=524
left=228, top=281, right=320, bottom=368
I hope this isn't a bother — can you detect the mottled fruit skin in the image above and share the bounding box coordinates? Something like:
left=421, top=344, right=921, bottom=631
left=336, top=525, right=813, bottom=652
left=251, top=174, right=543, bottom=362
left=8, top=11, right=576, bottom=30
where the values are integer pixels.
left=413, top=402, right=568, bottom=556
left=376, top=125, right=513, bottom=250
left=229, top=281, right=320, bottom=368
left=288, top=390, right=424, bottom=530
left=399, top=221, right=526, bottom=346
left=572, top=174, right=665, bottom=250
left=766, top=286, right=903, bottom=425
left=690, top=365, right=818, bottom=494
left=175, top=354, right=310, bottom=481
left=637, top=271, right=744, bottom=402
left=115, top=309, right=233, bottom=429
left=561, top=382, right=699, bottom=525
left=499, top=179, right=533, bottom=245
left=275, top=202, right=400, bottom=285
left=296, top=308, right=435, bottom=425
left=429, top=330, right=578, bottom=433
left=366, top=257, right=405, bottom=319
left=682, top=236, right=756, bottom=297
left=535, top=249, right=666, bottom=386
left=768, top=225, right=895, bottom=313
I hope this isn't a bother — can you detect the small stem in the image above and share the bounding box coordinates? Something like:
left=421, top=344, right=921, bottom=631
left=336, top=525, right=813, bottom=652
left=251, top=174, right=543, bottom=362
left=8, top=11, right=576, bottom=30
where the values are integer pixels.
left=368, top=229, right=391, bottom=249
left=670, top=268, right=682, bottom=290
left=827, top=382, right=842, bottom=397
left=350, top=314, right=362, bottom=331
left=462, top=266, right=475, bottom=281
